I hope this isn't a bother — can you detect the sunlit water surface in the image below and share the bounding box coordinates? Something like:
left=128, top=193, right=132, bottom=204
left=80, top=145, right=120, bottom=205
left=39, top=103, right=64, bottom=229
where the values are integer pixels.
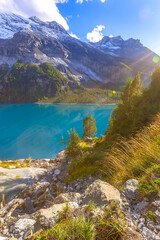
left=0, top=104, right=115, bottom=160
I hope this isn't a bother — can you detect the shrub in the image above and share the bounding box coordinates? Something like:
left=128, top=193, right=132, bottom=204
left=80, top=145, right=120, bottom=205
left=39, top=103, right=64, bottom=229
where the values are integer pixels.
left=35, top=217, right=95, bottom=240
left=85, top=201, right=96, bottom=212
left=144, top=210, right=157, bottom=223
left=57, top=203, right=71, bottom=223
left=139, top=164, right=160, bottom=198
left=96, top=201, right=126, bottom=240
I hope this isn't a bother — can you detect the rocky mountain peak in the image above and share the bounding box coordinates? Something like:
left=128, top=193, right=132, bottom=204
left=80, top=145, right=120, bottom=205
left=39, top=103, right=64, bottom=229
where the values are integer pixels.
left=29, top=16, right=43, bottom=24
left=90, top=34, right=154, bottom=62
left=125, top=38, right=142, bottom=48
left=0, top=12, right=36, bottom=39
left=0, top=12, right=68, bottom=40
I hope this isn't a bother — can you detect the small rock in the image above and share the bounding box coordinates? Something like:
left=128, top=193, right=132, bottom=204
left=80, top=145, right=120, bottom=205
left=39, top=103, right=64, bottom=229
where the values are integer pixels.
left=153, top=201, right=160, bottom=207
left=54, top=169, right=60, bottom=176
left=76, top=185, right=81, bottom=191
left=155, top=209, right=160, bottom=217
left=139, top=218, right=145, bottom=223
left=147, top=222, right=155, bottom=231
left=142, top=226, right=153, bottom=237
left=156, top=225, right=160, bottom=231
left=0, top=218, right=4, bottom=224
left=124, top=179, right=139, bottom=200
left=135, top=200, right=149, bottom=212
left=137, top=222, right=144, bottom=231
left=54, top=192, right=81, bottom=204
left=12, top=218, right=36, bottom=236
left=25, top=197, right=34, bottom=214
left=53, top=176, right=58, bottom=182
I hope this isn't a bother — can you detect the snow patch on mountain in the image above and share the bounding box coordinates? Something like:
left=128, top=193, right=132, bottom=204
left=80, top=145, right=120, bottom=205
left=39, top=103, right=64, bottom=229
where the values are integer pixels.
left=0, top=12, right=69, bottom=40
left=0, top=13, right=36, bottom=39
left=100, top=42, right=120, bottom=50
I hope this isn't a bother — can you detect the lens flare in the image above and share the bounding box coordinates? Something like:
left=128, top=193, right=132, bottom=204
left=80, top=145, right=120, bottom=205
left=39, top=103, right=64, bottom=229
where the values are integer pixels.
left=153, top=56, right=160, bottom=63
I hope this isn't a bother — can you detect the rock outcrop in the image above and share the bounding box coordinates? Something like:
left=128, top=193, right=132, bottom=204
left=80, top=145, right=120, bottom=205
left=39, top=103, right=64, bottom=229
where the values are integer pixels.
left=124, top=179, right=139, bottom=200
left=82, top=179, right=121, bottom=206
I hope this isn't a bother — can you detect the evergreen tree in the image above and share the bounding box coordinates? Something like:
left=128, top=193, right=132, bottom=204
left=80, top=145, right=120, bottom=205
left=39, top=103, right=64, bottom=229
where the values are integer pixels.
left=66, top=129, right=82, bottom=158
left=106, top=73, right=142, bottom=137
left=83, top=114, right=97, bottom=139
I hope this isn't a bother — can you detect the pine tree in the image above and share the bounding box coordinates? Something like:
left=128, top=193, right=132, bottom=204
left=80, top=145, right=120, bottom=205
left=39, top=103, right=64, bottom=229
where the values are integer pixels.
left=121, top=73, right=141, bottom=104
left=66, top=129, right=82, bottom=158
left=106, top=73, right=142, bottom=137
left=83, top=113, right=97, bottom=139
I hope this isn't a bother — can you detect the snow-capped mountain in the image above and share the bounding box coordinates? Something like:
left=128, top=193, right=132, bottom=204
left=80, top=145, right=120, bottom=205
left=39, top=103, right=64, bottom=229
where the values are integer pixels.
left=0, top=12, right=158, bottom=87
left=91, top=36, right=153, bottom=62
left=0, top=13, right=69, bottom=39
left=0, top=13, right=36, bottom=39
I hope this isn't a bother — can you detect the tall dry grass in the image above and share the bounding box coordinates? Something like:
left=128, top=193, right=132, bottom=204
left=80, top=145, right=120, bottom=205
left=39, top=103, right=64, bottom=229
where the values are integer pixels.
left=102, top=113, right=160, bottom=184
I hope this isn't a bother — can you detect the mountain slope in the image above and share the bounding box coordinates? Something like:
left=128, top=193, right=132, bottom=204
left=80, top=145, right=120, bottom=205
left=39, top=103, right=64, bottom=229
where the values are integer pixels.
left=0, top=62, right=73, bottom=103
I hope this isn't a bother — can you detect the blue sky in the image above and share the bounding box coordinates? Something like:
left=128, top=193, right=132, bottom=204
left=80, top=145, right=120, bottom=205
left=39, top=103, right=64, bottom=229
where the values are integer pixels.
left=1, top=0, right=160, bottom=54
left=57, top=0, right=160, bottom=54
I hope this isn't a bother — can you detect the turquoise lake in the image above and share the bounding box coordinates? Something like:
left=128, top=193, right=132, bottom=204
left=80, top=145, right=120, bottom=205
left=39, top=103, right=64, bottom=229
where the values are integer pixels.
left=0, top=104, right=115, bottom=160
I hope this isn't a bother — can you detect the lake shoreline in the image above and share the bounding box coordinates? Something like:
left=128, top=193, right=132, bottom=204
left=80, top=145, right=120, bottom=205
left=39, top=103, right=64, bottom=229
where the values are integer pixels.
left=35, top=102, right=117, bottom=106
left=0, top=102, right=117, bottom=106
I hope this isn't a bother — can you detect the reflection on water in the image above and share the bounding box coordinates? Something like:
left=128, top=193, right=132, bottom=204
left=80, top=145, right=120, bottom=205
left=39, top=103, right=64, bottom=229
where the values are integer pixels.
left=0, top=103, right=115, bottom=160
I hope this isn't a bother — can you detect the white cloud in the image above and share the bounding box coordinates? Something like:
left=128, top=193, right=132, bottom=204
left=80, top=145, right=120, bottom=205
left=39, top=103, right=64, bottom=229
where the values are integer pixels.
left=76, top=0, right=106, bottom=3
left=69, top=32, right=80, bottom=39
left=76, top=0, right=83, bottom=3
left=109, top=34, right=114, bottom=38
left=86, top=25, right=105, bottom=42
left=0, top=0, right=69, bottom=30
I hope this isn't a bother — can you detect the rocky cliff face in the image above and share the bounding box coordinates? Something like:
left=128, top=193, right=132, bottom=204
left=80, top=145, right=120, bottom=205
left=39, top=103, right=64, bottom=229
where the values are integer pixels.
left=0, top=13, right=158, bottom=89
